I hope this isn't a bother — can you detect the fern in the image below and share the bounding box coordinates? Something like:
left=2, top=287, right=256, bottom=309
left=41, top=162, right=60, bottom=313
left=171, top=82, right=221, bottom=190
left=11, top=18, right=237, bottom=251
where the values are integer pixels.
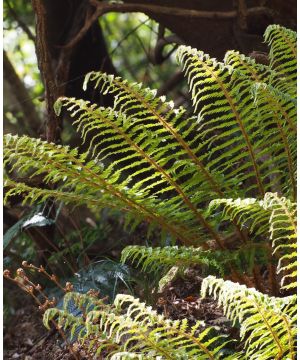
left=201, top=276, right=296, bottom=360
left=4, top=24, right=296, bottom=289
left=209, top=193, right=297, bottom=291
left=121, top=245, right=235, bottom=276
left=177, top=34, right=296, bottom=200
left=4, top=23, right=297, bottom=360
left=264, top=24, right=297, bottom=94
left=44, top=292, right=237, bottom=359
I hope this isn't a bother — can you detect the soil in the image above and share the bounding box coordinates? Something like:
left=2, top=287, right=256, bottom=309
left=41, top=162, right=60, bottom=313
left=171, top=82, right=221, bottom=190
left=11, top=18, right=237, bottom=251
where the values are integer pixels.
left=156, top=267, right=239, bottom=340
left=3, top=293, right=73, bottom=360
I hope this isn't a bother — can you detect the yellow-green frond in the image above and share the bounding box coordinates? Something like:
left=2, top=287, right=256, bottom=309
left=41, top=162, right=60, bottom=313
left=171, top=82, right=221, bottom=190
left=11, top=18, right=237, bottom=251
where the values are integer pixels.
left=201, top=276, right=296, bottom=360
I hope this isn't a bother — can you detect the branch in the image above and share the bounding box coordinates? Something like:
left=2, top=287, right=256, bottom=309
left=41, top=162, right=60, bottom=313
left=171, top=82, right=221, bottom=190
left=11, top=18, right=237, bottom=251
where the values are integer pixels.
left=32, top=0, right=62, bottom=143
left=64, top=1, right=274, bottom=51
left=157, top=70, right=184, bottom=97
left=4, top=50, right=41, bottom=136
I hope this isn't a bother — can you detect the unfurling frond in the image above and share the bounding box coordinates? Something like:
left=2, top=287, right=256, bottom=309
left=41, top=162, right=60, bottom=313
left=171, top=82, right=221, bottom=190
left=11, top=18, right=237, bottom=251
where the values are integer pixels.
left=201, top=276, right=296, bottom=360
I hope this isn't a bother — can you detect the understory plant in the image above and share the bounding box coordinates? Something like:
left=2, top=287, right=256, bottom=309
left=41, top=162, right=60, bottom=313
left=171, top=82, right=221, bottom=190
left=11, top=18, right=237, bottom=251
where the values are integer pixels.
left=4, top=24, right=296, bottom=359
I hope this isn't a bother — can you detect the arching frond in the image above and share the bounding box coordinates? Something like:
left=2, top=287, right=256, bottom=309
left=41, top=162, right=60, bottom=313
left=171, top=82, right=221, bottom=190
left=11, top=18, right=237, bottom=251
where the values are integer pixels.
left=201, top=276, right=297, bottom=360
left=83, top=71, right=226, bottom=198
left=121, top=245, right=234, bottom=275
left=177, top=45, right=295, bottom=199
left=264, top=193, right=297, bottom=290
left=4, top=134, right=202, bottom=245
left=264, top=24, right=297, bottom=94
left=209, top=193, right=297, bottom=290
left=44, top=292, right=237, bottom=359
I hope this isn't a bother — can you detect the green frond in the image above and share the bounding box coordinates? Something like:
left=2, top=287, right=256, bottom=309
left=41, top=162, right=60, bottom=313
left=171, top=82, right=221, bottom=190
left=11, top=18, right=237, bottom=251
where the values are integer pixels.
left=83, top=71, right=225, bottom=198
left=121, top=245, right=234, bottom=275
left=224, top=50, right=295, bottom=98
left=263, top=193, right=297, bottom=290
left=176, top=44, right=295, bottom=199
left=223, top=50, right=296, bottom=199
left=90, top=293, right=235, bottom=359
left=209, top=197, right=269, bottom=236
left=44, top=292, right=236, bottom=359
left=201, top=276, right=297, bottom=360
left=55, top=96, right=219, bottom=243
left=264, top=24, right=296, bottom=94
left=4, top=134, right=202, bottom=245
left=209, top=193, right=297, bottom=290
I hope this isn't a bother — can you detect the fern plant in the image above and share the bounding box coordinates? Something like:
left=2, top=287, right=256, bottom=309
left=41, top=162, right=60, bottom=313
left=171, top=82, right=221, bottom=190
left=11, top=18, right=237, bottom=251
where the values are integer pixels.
left=4, top=24, right=297, bottom=359
left=4, top=24, right=296, bottom=292
left=43, top=197, right=296, bottom=359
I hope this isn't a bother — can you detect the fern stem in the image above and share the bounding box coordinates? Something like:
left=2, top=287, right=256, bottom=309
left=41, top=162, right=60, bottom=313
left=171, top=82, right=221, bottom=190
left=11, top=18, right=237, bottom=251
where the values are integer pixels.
left=252, top=265, right=265, bottom=293
left=268, top=263, right=279, bottom=296
left=229, top=268, right=254, bottom=288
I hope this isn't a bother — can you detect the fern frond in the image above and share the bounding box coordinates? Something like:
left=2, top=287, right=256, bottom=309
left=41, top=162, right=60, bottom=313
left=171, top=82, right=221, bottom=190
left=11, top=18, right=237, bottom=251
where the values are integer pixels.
left=223, top=51, right=296, bottom=198
left=201, top=276, right=297, bottom=360
left=4, top=134, right=201, bottom=245
left=121, top=245, right=234, bottom=275
left=83, top=71, right=226, bottom=198
left=224, top=49, right=295, bottom=99
left=90, top=294, right=235, bottom=359
left=209, top=197, right=269, bottom=237
left=55, top=96, right=223, bottom=245
left=44, top=292, right=237, bottom=359
left=263, top=193, right=297, bottom=290
left=209, top=193, right=297, bottom=290
left=264, top=24, right=296, bottom=94
left=177, top=45, right=295, bottom=198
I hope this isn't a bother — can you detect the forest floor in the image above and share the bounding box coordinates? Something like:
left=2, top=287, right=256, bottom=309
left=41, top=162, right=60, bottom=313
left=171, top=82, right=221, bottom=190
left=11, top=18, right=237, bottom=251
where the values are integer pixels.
left=4, top=268, right=238, bottom=359
left=4, top=300, right=73, bottom=359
